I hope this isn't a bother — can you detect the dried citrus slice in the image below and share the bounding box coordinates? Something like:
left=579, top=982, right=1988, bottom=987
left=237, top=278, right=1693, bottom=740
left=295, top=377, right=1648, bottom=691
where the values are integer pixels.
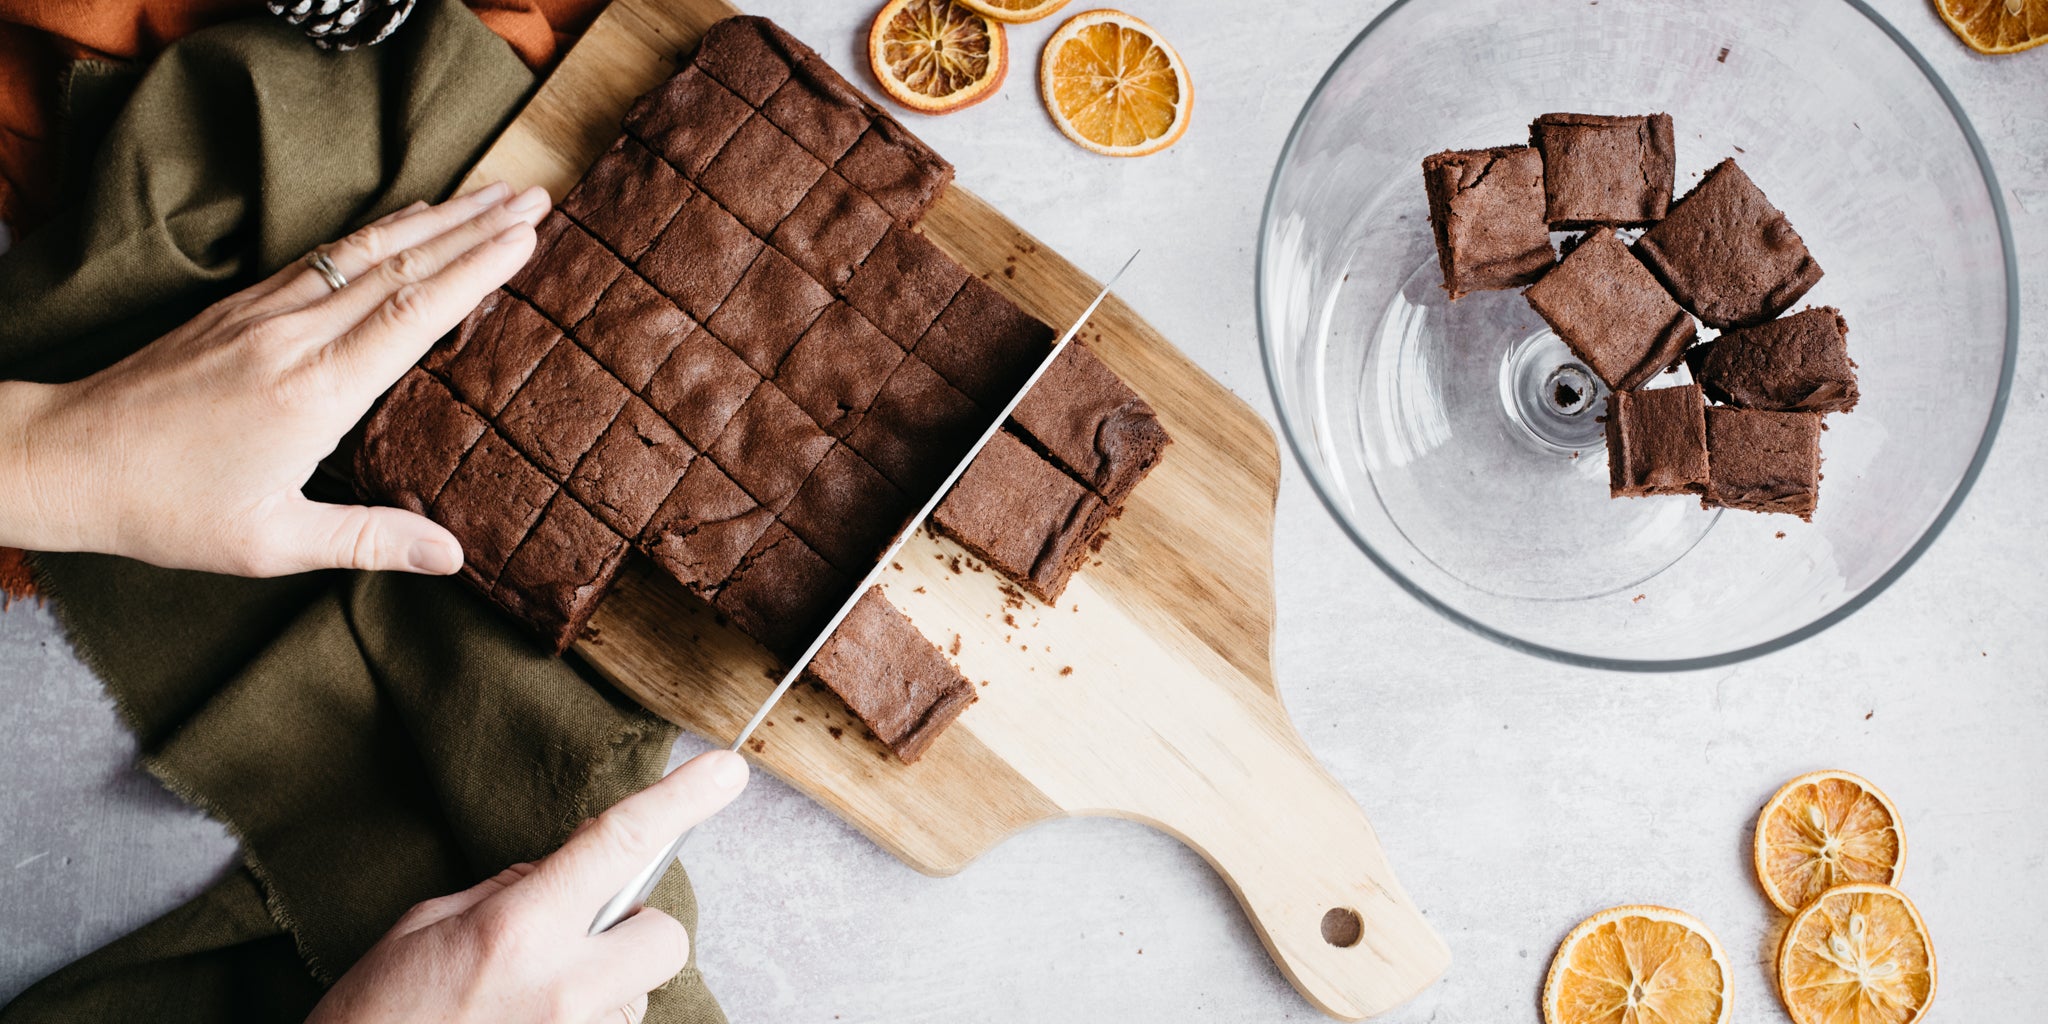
left=959, top=0, right=1073, bottom=24
left=1040, top=9, right=1191, bottom=157
left=1543, top=905, right=1732, bottom=1024
left=1754, top=770, right=1905, bottom=915
left=1935, top=0, right=2048, bottom=54
left=1777, top=883, right=1936, bottom=1024
left=868, top=0, right=1009, bottom=115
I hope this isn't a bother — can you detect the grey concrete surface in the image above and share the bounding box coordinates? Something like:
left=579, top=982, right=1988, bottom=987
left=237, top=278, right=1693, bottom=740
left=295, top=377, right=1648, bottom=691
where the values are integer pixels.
left=4, top=0, right=2044, bottom=1019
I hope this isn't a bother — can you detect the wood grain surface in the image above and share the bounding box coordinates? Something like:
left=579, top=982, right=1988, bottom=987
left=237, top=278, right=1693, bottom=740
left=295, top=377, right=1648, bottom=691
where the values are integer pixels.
left=457, top=1, right=1448, bottom=1017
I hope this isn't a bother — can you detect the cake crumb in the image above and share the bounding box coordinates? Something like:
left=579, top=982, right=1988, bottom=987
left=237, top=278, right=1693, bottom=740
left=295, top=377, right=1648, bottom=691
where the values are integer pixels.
left=1775, top=531, right=1786, bottom=539
left=1865, top=710, right=1874, bottom=720
left=914, top=585, right=927, bottom=593
left=828, top=727, right=844, bottom=739
left=793, top=715, right=805, bottom=723
left=949, top=556, right=964, bottom=574
left=1060, top=666, right=1073, bottom=676
left=1003, top=613, right=1017, bottom=627
left=1003, top=265, right=1016, bottom=279
left=1717, top=46, right=1729, bottom=62
left=748, top=739, right=766, bottom=753
left=892, top=561, right=904, bottom=571
left=1631, top=593, right=1646, bottom=603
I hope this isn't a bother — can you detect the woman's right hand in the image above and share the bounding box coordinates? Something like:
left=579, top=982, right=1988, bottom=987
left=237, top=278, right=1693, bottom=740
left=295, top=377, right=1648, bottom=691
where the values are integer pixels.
left=307, top=750, right=750, bottom=1024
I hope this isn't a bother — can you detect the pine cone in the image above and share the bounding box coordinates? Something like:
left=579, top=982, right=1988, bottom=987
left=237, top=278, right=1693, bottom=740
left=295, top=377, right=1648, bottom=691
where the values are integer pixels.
left=267, top=0, right=418, bottom=51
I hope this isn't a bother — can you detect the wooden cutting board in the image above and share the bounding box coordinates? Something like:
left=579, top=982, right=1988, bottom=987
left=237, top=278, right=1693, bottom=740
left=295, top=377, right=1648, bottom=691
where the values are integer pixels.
left=457, top=2, right=1448, bottom=1017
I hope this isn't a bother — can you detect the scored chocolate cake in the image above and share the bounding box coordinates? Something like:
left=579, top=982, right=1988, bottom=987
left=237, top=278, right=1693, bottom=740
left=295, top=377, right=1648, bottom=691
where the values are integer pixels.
left=356, top=15, right=1171, bottom=761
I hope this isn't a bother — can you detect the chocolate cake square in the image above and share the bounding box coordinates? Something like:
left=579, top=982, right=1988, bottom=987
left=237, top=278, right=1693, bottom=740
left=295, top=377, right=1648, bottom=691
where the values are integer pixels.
left=694, top=16, right=794, bottom=106
left=355, top=369, right=488, bottom=515
left=915, top=276, right=1054, bottom=408
left=1421, top=145, right=1554, bottom=300
left=708, top=382, right=834, bottom=511
left=639, top=192, right=763, bottom=322
left=432, top=429, right=557, bottom=588
left=497, top=340, right=631, bottom=481
left=642, top=332, right=760, bottom=450
left=934, top=430, right=1110, bottom=603
left=803, top=587, right=974, bottom=763
left=769, top=171, right=891, bottom=291
left=579, top=271, right=694, bottom=392
left=1636, top=159, right=1823, bottom=330
left=713, top=523, right=851, bottom=662
left=843, top=226, right=969, bottom=346
left=493, top=492, right=629, bottom=653
left=1011, top=341, right=1169, bottom=507
left=697, top=116, right=826, bottom=236
left=705, top=245, right=833, bottom=375
left=624, top=64, right=753, bottom=178
left=846, top=356, right=987, bottom=494
left=1604, top=385, right=1709, bottom=498
left=508, top=213, right=622, bottom=328
left=442, top=293, right=561, bottom=417
left=1524, top=227, right=1696, bottom=391
left=782, top=444, right=912, bottom=574
left=836, top=119, right=953, bottom=225
left=775, top=302, right=905, bottom=437
left=1529, top=113, right=1676, bottom=228
left=1703, top=408, right=1823, bottom=519
left=560, top=136, right=692, bottom=262
left=639, top=457, right=777, bottom=596
left=763, top=62, right=873, bottom=166
left=566, top=397, right=696, bottom=538
left=1688, top=307, right=1858, bottom=413
left=422, top=288, right=498, bottom=377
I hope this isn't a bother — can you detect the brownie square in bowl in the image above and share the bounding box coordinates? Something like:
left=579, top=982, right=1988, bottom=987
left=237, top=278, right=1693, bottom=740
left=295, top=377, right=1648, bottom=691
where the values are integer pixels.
left=1688, top=307, right=1858, bottom=414
left=1420, top=145, right=1554, bottom=299
left=1524, top=226, right=1696, bottom=391
left=1529, top=112, right=1675, bottom=228
left=1703, top=408, right=1824, bottom=520
left=1635, top=158, right=1823, bottom=330
left=1603, top=385, right=1709, bottom=498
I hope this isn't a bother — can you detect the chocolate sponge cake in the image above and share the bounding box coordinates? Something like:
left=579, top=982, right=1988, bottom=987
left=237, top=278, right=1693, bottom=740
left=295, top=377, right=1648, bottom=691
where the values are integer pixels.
left=356, top=16, right=1169, bottom=757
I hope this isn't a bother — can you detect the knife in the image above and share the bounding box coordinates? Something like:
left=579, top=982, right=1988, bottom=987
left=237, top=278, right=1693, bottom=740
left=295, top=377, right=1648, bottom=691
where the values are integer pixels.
left=589, top=249, right=1142, bottom=935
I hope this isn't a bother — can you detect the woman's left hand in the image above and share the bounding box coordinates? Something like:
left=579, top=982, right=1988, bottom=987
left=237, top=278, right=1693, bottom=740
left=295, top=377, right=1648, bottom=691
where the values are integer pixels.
left=0, top=182, right=549, bottom=576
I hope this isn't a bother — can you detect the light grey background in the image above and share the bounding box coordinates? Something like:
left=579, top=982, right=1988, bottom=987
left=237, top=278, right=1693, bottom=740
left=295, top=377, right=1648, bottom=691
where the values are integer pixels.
left=3, top=0, right=2042, bottom=1019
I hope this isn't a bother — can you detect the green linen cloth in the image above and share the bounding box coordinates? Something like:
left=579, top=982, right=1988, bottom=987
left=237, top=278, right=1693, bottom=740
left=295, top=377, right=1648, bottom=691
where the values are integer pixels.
left=0, top=3, right=725, bottom=1022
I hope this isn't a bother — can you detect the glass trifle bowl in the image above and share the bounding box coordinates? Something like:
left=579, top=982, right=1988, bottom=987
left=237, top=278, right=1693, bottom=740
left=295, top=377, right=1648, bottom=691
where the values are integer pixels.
left=1257, top=0, right=2017, bottom=669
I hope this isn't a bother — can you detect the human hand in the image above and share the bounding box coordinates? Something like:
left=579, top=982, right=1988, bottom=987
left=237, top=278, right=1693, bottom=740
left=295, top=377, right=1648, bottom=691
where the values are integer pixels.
left=0, top=183, right=549, bottom=576
left=308, top=749, right=750, bottom=1024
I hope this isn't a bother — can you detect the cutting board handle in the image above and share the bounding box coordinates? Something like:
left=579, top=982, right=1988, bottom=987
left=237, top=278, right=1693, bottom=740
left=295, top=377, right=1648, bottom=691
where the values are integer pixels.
left=1130, top=726, right=1448, bottom=1020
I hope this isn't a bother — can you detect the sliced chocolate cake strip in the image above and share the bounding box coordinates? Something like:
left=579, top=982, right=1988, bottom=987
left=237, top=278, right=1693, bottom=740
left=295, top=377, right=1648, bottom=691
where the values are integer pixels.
left=1009, top=341, right=1169, bottom=508
left=933, top=430, right=1112, bottom=603
left=803, top=587, right=974, bottom=764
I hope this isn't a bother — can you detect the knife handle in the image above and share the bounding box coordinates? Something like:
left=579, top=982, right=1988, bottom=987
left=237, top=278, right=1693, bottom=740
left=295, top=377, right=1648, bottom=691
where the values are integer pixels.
left=589, top=827, right=694, bottom=935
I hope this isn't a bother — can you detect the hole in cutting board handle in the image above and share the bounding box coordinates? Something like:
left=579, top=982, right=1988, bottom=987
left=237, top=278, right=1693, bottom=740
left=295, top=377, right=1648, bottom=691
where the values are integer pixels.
left=1321, top=906, right=1363, bottom=948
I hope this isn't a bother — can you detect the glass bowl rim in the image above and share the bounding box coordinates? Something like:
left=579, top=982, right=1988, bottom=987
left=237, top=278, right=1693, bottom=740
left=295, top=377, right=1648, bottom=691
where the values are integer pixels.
left=1252, top=0, right=2021, bottom=672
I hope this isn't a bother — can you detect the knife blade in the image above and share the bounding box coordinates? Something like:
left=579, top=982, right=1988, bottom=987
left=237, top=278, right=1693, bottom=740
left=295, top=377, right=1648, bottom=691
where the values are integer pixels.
left=589, top=250, right=1141, bottom=935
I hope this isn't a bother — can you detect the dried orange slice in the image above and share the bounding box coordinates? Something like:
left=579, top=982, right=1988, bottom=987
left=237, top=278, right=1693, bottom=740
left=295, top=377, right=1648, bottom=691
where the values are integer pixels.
left=1543, top=905, right=1732, bottom=1024
left=869, top=0, right=1009, bottom=115
left=1935, top=0, right=2048, bottom=54
left=1754, top=770, right=1905, bottom=915
left=1777, top=883, right=1936, bottom=1024
left=959, top=0, right=1073, bottom=24
left=1040, top=9, right=1191, bottom=157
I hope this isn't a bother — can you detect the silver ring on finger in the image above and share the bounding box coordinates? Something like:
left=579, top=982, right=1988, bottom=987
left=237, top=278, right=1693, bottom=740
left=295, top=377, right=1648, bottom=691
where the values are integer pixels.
left=306, top=249, right=348, bottom=292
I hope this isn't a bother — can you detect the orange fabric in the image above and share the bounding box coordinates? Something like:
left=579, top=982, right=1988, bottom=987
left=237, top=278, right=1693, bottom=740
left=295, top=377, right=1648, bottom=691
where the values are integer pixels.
left=0, top=0, right=604, bottom=229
